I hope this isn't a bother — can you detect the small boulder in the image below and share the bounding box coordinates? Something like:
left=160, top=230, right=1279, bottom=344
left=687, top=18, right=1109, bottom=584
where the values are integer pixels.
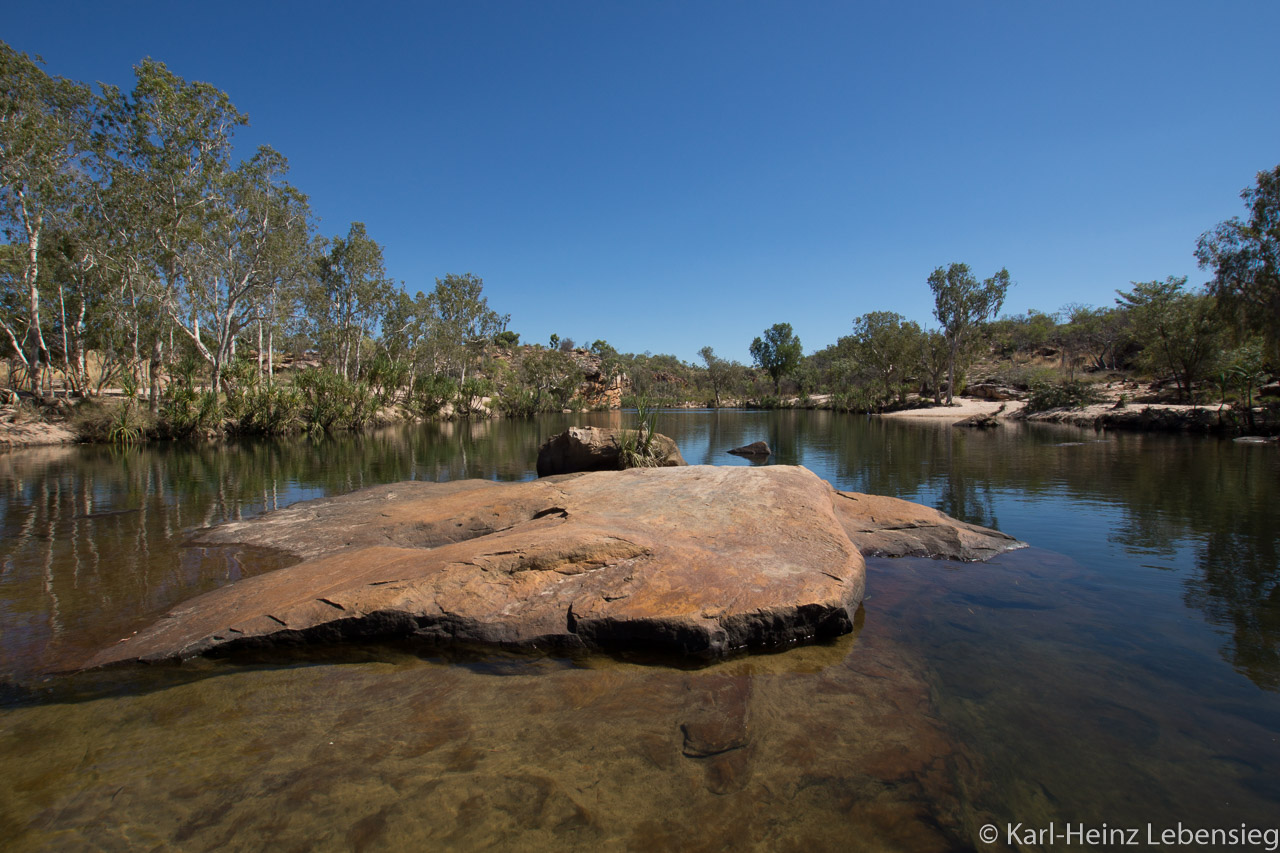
left=727, top=441, right=772, bottom=458
left=955, top=404, right=1006, bottom=429
left=536, top=426, right=686, bottom=477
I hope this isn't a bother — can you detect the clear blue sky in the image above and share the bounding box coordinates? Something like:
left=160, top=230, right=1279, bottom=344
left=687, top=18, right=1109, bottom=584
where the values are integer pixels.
left=7, top=2, right=1279, bottom=364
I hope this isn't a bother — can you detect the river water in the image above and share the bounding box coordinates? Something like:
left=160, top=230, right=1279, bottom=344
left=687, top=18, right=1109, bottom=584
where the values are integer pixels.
left=1, top=410, right=1278, bottom=851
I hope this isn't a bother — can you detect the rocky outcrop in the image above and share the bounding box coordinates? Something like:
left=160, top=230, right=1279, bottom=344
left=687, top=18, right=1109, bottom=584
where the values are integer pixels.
left=536, top=426, right=686, bottom=476
left=955, top=404, right=1006, bottom=429
left=831, top=491, right=1025, bottom=562
left=727, top=441, right=772, bottom=457
left=86, top=466, right=1024, bottom=669
left=1017, top=403, right=1218, bottom=433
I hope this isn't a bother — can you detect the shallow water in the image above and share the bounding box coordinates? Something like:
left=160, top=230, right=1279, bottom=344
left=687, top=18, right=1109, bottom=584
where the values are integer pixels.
left=2, top=412, right=1278, bottom=850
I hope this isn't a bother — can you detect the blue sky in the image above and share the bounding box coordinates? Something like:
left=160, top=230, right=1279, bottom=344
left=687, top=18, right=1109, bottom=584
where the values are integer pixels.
left=7, top=2, right=1279, bottom=363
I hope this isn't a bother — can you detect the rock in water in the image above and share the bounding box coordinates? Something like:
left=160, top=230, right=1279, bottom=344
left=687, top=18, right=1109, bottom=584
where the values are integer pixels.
left=536, top=426, right=686, bottom=476
left=726, top=441, right=772, bottom=457
left=955, top=405, right=1005, bottom=429
left=85, top=466, right=1024, bottom=668
left=831, top=491, right=1024, bottom=562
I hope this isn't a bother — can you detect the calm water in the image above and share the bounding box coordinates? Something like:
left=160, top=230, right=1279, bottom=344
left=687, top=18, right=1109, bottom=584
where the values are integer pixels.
left=1, top=411, right=1278, bottom=851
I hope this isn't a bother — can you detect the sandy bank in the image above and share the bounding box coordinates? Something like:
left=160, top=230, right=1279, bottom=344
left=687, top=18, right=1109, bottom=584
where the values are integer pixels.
left=877, top=398, right=1026, bottom=421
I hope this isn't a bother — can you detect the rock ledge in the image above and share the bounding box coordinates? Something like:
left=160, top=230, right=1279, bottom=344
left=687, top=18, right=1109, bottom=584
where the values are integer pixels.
left=87, top=466, right=1023, bottom=668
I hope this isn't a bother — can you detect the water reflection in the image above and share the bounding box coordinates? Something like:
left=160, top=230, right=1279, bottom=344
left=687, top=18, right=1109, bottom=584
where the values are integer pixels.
left=4, top=413, right=1280, bottom=695
left=2, top=413, right=1280, bottom=849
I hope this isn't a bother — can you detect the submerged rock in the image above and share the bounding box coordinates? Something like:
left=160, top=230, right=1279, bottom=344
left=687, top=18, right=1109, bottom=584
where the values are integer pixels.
left=86, top=466, right=1024, bottom=668
left=727, top=441, right=772, bottom=457
left=536, top=426, right=686, bottom=476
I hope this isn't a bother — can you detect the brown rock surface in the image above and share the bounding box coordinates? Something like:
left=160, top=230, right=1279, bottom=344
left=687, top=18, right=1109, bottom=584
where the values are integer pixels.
left=727, top=440, right=772, bottom=457
left=832, top=490, right=1024, bottom=562
left=86, top=466, right=1023, bottom=668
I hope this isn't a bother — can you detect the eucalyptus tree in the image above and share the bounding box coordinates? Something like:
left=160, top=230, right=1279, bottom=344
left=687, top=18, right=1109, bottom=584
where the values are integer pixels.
left=1055, top=304, right=1132, bottom=375
left=698, top=345, right=730, bottom=407
left=1116, top=277, right=1222, bottom=402
left=427, top=272, right=509, bottom=383
left=0, top=43, right=95, bottom=395
left=928, top=263, right=1011, bottom=403
left=166, top=146, right=311, bottom=397
left=918, top=329, right=951, bottom=405
left=1196, top=164, right=1280, bottom=360
left=309, top=222, right=394, bottom=379
left=849, top=311, right=923, bottom=405
left=99, top=58, right=247, bottom=409
left=749, top=322, right=802, bottom=394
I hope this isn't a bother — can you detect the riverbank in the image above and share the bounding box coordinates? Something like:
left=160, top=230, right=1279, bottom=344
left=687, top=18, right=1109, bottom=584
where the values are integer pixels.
left=5, top=394, right=1276, bottom=451
left=879, top=396, right=1278, bottom=436
left=0, top=405, right=79, bottom=449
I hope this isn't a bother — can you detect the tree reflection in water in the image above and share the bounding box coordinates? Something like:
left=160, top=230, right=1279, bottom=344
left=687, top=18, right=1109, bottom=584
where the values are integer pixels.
left=2, top=412, right=1278, bottom=691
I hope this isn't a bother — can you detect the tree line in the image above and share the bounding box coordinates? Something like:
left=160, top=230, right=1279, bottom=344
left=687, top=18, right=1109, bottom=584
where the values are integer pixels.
left=0, top=44, right=513, bottom=428
left=3, top=42, right=1276, bottom=436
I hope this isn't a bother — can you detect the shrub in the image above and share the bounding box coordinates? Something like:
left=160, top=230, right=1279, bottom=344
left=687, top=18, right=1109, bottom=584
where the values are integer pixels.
left=410, top=374, right=457, bottom=418
left=984, top=363, right=1059, bottom=390
left=617, top=396, right=663, bottom=468
left=455, top=377, right=495, bottom=416
left=157, top=385, right=220, bottom=438
left=294, top=368, right=376, bottom=431
left=829, top=388, right=877, bottom=413
left=494, top=387, right=541, bottom=417
left=1026, top=379, right=1103, bottom=412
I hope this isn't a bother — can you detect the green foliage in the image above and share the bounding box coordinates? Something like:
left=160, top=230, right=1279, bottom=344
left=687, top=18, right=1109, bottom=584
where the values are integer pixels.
left=224, top=381, right=304, bottom=436
left=362, top=352, right=410, bottom=408
left=493, top=330, right=520, bottom=348
left=157, top=385, right=220, bottom=438
left=1025, top=379, right=1103, bottom=412
left=410, top=373, right=457, bottom=418
left=516, top=347, right=583, bottom=413
left=74, top=375, right=151, bottom=443
left=1116, top=277, right=1223, bottom=402
left=749, top=323, right=803, bottom=393
left=427, top=273, right=509, bottom=382
left=454, top=376, right=495, bottom=416
left=0, top=43, right=96, bottom=394
left=929, top=263, right=1012, bottom=404
left=830, top=387, right=878, bottom=413
left=988, top=310, right=1058, bottom=358
left=307, top=222, right=396, bottom=379
left=1220, top=339, right=1270, bottom=431
left=616, top=396, right=664, bottom=469
left=293, top=367, right=376, bottom=431
left=1196, top=164, right=1280, bottom=358
left=494, top=387, right=542, bottom=417
left=849, top=311, right=923, bottom=405
left=917, top=329, right=951, bottom=404
left=984, top=363, right=1060, bottom=390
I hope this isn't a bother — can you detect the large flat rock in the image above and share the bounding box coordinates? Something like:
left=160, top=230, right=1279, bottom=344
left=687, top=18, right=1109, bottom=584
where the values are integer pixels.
left=87, top=466, right=1023, bottom=667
